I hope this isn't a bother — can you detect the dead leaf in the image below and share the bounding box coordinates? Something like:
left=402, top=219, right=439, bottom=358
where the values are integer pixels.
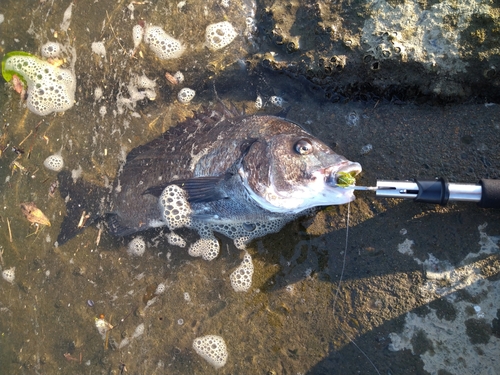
left=20, top=202, right=51, bottom=226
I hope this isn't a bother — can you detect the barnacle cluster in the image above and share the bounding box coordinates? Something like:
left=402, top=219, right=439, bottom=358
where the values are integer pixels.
left=362, top=31, right=406, bottom=72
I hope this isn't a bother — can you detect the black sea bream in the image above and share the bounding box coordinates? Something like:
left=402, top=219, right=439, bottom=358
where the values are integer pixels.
left=57, top=105, right=361, bottom=260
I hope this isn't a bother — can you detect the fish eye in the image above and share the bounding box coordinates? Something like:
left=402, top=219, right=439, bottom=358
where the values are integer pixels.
left=294, top=139, right=313, bottom=155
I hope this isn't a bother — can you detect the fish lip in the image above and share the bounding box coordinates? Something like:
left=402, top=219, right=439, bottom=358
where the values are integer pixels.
left=324, top=161, right=362, bottom=186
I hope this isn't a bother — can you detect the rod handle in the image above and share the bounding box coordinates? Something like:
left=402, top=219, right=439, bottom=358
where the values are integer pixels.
left=478, top=179, right=500, bottom=209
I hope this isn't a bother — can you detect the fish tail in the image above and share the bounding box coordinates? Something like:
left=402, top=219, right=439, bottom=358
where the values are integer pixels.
left=55, top=170, right=107, bottom=246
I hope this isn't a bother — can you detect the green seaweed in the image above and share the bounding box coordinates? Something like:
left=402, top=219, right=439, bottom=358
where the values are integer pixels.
left=336, top=171, right=357, bottom=187
left=1, top=50, right=35, bottom=83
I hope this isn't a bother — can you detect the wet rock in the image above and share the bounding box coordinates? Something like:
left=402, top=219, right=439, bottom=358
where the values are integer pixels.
left=465, top=318, right=492, bottom=344
left=410, top=329, right=434, bottom=356
left=492, top=309, right=500, bottom=338
left=255, top=0, right=500, bottom=103
left=208, top=300, right=227, bottom=317
left=428, top=297, right=457, bottom=321
left=72, top=266, right=85, bottom=277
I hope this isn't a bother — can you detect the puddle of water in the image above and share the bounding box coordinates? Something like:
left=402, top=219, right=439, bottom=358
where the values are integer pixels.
left=0, top=1, right=499, bottom=374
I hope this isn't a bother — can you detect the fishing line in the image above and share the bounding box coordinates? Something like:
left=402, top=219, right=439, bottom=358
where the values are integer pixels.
left=332, top=201, right=381, bottom=375
left=331, top=202, right=349, bottom=315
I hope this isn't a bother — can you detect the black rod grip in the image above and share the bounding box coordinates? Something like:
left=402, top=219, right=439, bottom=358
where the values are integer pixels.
left=478, top=179, right=500, bottom=209
left=414, top=178, right=449, bottom=205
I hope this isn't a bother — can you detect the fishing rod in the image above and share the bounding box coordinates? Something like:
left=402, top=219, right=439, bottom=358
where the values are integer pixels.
left=351, top=178, right=500, bottom=209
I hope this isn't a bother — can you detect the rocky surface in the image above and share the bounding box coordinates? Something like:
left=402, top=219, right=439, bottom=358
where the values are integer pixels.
left=250, top=0, right=500, bottom=103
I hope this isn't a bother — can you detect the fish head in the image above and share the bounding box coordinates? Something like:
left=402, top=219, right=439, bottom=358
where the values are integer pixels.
left=240, top=118, right=362, bottom=214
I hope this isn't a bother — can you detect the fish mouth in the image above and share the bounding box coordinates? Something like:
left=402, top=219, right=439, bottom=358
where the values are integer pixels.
left=324, top=161, right=362, bottom=187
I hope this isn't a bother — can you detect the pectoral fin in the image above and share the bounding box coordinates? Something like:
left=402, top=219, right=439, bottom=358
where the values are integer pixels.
left=143, top=176, right=229, bottom=204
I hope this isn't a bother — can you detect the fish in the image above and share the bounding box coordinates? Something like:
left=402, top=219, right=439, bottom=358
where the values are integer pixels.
left=56, top=104, right=361, bottom=259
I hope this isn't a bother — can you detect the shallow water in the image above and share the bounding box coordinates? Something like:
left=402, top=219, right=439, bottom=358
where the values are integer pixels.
left=0, top=1, right=499, bottom=375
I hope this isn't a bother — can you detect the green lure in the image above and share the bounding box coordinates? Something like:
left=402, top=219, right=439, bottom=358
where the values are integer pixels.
left=336, top=171, right=357, bottom=187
